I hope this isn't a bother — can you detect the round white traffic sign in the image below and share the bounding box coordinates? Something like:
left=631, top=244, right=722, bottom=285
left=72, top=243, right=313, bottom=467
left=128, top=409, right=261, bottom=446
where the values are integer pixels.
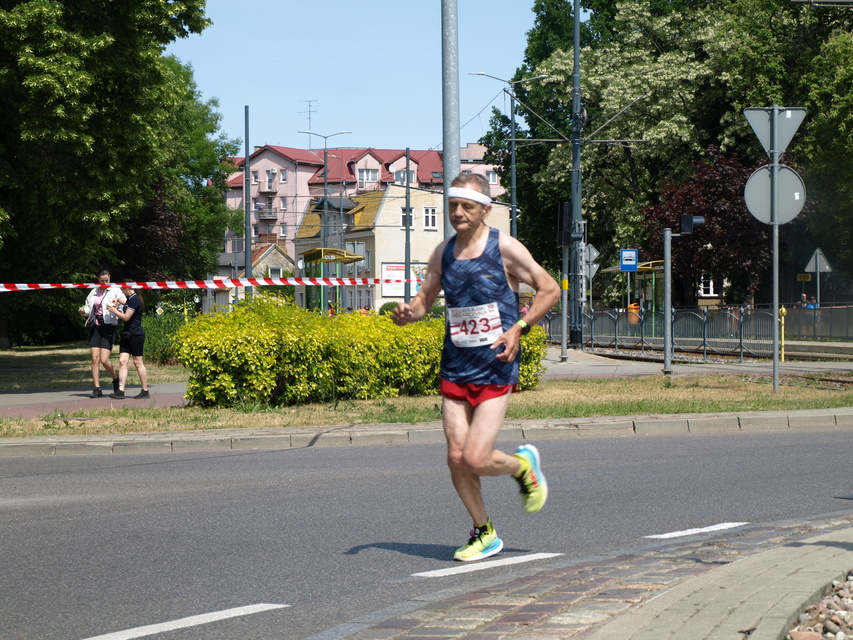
left=743, top=164, right=806, bottom=225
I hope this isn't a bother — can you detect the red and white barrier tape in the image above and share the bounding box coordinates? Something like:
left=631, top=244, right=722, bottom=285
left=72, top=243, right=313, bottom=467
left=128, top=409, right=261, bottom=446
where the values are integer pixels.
left=0, top=277, right=421, bottom=292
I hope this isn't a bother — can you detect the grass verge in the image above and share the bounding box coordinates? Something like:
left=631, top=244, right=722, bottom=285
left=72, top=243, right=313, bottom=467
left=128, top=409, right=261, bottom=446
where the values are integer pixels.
left=1, top=367, right=852, bottom=438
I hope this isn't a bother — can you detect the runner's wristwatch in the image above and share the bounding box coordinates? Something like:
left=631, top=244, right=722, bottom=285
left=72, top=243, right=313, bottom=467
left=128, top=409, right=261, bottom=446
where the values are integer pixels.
left=516, top=319, right=531, bottom=335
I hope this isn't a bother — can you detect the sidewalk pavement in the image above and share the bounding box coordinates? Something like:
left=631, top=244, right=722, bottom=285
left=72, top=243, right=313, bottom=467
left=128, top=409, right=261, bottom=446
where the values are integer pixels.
left=2, top=344, right=852, bottom=639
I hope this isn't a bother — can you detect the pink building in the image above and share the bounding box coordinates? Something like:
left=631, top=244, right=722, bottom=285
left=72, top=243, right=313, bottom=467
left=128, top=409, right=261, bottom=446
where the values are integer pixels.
left=220, top=143, right=505, bottom=278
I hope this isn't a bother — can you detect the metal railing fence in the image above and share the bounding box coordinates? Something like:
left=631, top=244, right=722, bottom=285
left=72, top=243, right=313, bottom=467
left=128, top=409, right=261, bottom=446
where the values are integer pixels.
left=538, top=303, right=853, bottom=359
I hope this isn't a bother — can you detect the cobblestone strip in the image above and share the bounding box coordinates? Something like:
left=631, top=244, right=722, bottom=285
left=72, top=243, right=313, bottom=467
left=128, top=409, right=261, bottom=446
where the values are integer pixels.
left=347, top=515, right=853, bottom=640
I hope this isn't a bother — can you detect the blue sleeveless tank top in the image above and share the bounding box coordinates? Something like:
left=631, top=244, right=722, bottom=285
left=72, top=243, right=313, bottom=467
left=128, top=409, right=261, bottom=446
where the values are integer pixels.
left=440, top=226, right=520, bottom=385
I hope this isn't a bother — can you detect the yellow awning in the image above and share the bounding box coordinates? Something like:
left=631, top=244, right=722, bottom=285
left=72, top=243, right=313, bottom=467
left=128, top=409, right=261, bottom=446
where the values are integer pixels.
left=300, top=247, right=364, bottom=264
left=601, top=259, right=664, bottom=273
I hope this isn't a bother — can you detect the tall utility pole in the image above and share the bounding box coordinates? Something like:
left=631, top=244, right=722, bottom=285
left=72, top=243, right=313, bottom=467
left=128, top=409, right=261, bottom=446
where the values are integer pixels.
left=441, top=0, right=460, bottom=238
left=404, top=148, right=412, bottom=302
left=243, top=106, right=252, bottom=301
left=298, top=130, right=351, bottom=313
left=469, top=72, right=550, bottom=239
left=562, top=0, right=584, bottom=358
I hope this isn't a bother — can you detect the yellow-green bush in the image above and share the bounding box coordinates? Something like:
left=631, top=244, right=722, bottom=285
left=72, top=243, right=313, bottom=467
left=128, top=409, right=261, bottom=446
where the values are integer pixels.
left=175, top=296, right=547, bottom=407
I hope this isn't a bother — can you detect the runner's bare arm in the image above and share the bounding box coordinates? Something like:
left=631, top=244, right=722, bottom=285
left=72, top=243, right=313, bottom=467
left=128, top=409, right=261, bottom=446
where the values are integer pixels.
left=500, top=233, right=560, bottom=326
left=491, top=233, right=560, bottom=362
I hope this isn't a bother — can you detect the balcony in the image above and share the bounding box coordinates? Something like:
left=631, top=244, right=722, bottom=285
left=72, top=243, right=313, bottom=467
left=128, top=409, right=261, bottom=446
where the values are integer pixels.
left=255, top=208, right=278, bottom=220
left=258, top=181, right=278, bottom=193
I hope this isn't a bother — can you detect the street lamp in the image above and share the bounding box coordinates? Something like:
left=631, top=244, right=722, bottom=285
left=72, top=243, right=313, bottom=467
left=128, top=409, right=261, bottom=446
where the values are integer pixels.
left=469, top=72, right=551, bottom=238
left=329, top=153, right=348, bottom=309
left=298, top=130, right=351, bottom=313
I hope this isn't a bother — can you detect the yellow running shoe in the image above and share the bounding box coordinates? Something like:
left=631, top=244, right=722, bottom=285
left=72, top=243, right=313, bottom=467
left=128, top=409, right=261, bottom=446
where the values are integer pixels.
left=453, top=518, right=503, bottom=562
left=513, top=444, right=548, bottom=513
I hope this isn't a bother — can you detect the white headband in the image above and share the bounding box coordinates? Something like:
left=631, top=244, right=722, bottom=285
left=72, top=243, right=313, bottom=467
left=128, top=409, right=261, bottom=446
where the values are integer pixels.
left=447, top=186, right=491, bottom=206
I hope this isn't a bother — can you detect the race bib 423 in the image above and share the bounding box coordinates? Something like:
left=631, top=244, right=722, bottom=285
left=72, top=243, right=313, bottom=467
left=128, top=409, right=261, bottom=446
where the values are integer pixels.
left=447, top=302, right=504, bottom=348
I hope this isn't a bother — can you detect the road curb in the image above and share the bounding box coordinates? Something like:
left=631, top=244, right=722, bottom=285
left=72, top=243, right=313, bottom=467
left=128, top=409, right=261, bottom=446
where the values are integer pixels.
left=3, top=407, right=853, bottom=457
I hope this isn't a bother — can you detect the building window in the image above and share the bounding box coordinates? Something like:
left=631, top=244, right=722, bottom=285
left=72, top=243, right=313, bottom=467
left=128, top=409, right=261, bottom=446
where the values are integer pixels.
left=358, top=168, right=379, bottom=188
left=394, top=170, right=415, bottom=184
left=401, top=208, right=413, bottom=228
left=269, top=267, right=282, bottom=278
left=251, top=170, right=259, bottom=184
left=252, top=224, right=258, bottom=237
left=280, top=223, right=287, bottom=238
left=486, top=171, right=498, bottom=184
left=424, top=207, right=437, bottom=230
left=699, top=274, right=717, bottom=297
left=280, top=168, right=287, bottom=183
left=252, top=197, right=260, bottom=210
left=280, top=196, right=287, bottom=210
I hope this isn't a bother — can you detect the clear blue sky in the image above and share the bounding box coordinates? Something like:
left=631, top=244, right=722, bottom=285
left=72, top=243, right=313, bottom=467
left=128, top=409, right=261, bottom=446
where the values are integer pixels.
left=166, top=1, right=539, bottom=152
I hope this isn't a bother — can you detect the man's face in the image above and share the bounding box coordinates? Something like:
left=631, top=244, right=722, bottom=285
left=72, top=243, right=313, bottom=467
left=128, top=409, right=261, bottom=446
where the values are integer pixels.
left=448, top=197, right=490, bottom=232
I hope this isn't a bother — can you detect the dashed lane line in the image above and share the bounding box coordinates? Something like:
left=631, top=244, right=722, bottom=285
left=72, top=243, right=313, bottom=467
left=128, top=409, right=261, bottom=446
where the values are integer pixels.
left=644, top=522, right=750, bottom=539
left=412, top=552, right=564, bottom=577
left=79, top=603, right=289, bottom=640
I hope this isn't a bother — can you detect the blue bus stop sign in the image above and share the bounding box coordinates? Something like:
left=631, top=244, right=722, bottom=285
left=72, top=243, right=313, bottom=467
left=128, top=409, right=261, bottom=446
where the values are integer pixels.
left=620, top=249, right=638, bottom=272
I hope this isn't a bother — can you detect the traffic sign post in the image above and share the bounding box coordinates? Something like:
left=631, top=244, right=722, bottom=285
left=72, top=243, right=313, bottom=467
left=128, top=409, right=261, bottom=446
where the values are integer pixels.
left=804, top=248, right=832, bottom=307
left=743, top=106, right=806, bottom=392
left=620, top=249, right=638, bottom=309
left=584, top=244, right=600, bottom=312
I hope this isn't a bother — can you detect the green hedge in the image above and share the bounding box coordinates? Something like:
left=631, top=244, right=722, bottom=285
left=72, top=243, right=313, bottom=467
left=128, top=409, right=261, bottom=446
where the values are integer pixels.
left=142, top=312, right=185, bottom=365
left=175, top=296, right=547, bottom=407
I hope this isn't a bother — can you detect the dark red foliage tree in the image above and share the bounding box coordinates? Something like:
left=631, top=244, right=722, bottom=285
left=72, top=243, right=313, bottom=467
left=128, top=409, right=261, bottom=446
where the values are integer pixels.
left=641, top=147, right=773, bottom=306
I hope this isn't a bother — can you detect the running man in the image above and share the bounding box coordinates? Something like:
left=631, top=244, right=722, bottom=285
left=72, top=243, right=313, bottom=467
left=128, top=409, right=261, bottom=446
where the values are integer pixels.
left=393, top=173, right=561, bottom=562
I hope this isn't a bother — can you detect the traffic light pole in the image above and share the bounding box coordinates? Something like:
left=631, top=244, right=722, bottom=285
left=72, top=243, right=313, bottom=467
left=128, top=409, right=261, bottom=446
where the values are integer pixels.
left=663, top=228, right=672, bottom=375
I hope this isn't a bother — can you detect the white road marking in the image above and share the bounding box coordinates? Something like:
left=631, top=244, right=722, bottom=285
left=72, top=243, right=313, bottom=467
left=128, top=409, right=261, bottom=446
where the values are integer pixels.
left=80, top=603, right=289, bottom=640
left=644, top=522, right=750, bottom=539
left=412, top=552, right=563, bottom=577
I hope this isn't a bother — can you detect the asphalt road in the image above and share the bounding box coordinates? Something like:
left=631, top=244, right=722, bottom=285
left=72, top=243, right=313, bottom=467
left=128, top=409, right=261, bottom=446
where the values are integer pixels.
left=2, top=430, right=852, bottom=640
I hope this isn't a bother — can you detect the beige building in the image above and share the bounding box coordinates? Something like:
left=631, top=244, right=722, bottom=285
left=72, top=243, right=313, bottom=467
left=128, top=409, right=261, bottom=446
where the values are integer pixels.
left=293, top=183, right=509, bottom=311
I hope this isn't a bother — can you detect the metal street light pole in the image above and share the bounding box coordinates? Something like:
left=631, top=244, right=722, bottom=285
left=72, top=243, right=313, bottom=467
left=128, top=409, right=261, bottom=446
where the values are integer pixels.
left=329, top=154, right=348, bottom=308
left=569, top=0, right=584, bottom=350
left=298, top=130, right=351, bottom=314
left=470, top=72, right=550, bottom=239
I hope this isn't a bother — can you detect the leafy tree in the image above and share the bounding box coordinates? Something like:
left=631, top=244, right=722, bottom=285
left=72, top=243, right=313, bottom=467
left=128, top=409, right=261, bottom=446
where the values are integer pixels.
left=641, top=147, right=774, bottom=305
left=797, top=30, right=853, bottom=295
left=0, top=1, right=237, bottom=347
left=539, top=1, right=716, bottom=264
left=482, top=0, right=853, bottom=301
left=115, top=57, right=241, bottom=282
left=482, top=0, right=577, bottom=269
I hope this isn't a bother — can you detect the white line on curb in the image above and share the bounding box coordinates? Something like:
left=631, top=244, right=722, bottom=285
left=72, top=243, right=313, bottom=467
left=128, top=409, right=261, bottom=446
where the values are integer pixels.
left=80, top=603, right=289, bottom=640
left=412, top=553, right=564, bottom=578
left=644, top=522, right=750, bottom=539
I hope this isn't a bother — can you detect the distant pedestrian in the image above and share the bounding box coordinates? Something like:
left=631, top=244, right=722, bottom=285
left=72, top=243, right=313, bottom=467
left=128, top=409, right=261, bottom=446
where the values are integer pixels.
left=78, top=268, right=123, bottom=398
left=106, top=282, right=149, bottom=399
left=795, top=293, right=808, bottom=309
